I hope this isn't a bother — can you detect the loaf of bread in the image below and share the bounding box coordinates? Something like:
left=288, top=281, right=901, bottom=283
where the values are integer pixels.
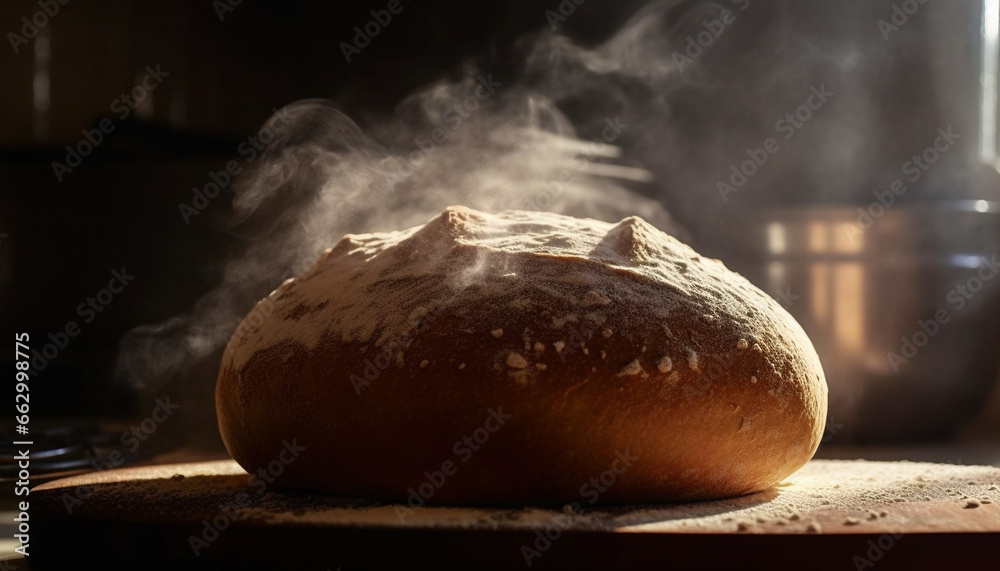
left=216, top=206, right=827, bottom=504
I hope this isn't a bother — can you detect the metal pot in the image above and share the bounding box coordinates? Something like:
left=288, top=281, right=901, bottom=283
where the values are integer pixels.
left=718, top=200, right=1000, bottom=442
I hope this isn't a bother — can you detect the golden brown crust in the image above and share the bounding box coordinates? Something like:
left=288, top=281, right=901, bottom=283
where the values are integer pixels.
left=216, top=206, right=827, bottom=504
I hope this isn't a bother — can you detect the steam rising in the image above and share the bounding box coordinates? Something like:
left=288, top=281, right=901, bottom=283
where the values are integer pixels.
left=116, top=3, right=707, bottom=394
left=117, top=0, right=931, bottom=400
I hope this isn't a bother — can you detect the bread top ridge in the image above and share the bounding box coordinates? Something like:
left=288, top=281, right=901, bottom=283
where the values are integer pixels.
left=223, top=205, right=824, bottom=418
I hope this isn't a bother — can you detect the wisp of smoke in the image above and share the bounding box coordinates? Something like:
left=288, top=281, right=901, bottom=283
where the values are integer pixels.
left=120, top=0, right=868, bottom=400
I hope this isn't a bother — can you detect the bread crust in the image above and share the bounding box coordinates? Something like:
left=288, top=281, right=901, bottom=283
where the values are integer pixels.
left=216, top=206, right=827, bottom=504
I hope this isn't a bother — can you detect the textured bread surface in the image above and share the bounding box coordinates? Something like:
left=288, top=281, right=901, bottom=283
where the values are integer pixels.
left=216, top=206, right=827, bottom=503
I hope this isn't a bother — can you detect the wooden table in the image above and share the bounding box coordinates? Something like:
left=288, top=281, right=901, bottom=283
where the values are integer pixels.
left=29, top=459, right=1000, bottom=570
